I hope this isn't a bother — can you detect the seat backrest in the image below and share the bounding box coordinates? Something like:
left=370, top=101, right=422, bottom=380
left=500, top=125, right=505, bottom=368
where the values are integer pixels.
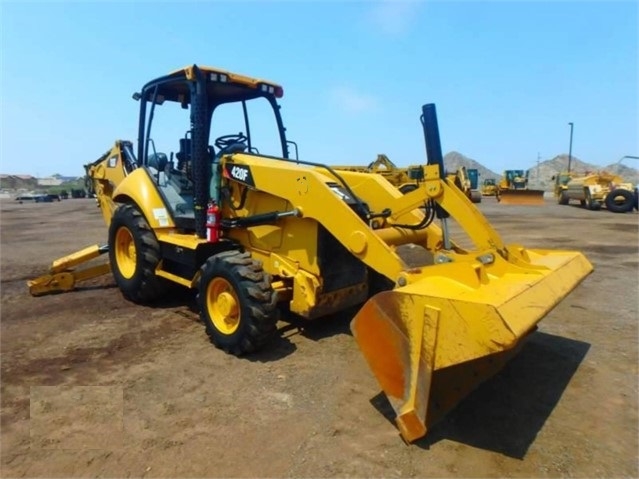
left=148, top=152, right=168, bottom=172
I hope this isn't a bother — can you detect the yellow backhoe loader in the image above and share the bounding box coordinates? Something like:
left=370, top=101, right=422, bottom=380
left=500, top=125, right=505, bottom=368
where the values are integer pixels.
left=27, top=65, right=593, bottom=443
left=497, top=169, right=546, bottom=205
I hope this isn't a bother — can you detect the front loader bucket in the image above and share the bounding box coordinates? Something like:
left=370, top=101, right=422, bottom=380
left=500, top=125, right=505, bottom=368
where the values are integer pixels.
left=351, top=248, right=592, bottom=443
left=498, top=189, right=546, bottom=205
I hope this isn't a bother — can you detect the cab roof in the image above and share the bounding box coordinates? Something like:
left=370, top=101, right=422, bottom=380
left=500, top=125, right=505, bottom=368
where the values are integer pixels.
left=138, top=64, right=284, bottom=105
left=171, top=65, right=282, bottom=89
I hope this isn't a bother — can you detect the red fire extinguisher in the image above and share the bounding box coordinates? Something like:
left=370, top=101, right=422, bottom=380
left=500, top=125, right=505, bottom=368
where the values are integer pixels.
left=206, top=201, right=221, bottom=243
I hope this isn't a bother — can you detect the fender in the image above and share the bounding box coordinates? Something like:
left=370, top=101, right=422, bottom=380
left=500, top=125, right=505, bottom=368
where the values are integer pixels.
left=112, top=168, right=176, bottom=229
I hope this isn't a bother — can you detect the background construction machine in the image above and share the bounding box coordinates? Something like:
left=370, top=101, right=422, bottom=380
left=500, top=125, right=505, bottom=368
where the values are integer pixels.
left=333, top=155, right=482, bottom=203
left=496, top=169, right=546, bottom=205
left=27, top=65, right=593, bottom=443
left=332, top=154, right=423, bottom=194
left=460, top=166, right=482, bottom=203
left=553, top=170, right=636, bottom=213
left=481, top=177, right=498, bottom=196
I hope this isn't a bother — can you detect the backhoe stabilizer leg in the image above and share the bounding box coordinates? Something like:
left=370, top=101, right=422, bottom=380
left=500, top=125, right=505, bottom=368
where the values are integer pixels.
left=27, top=244, right=111, bottom=296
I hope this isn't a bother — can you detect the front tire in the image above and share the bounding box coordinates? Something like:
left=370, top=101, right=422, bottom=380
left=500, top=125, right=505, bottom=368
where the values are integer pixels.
left=198, top=250, right=278, bottom=356
left=585, top=190, right=601, bottom=210
left=108, top=203, right=168, bottom=303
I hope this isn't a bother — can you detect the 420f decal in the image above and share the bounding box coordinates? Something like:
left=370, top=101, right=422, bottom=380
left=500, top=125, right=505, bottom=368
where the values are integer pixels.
left=224, top=163, right=255, bottom=187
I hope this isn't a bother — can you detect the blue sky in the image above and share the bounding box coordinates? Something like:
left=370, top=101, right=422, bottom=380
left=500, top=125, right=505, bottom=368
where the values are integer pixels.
left=1, top=0, right=637, bottom=177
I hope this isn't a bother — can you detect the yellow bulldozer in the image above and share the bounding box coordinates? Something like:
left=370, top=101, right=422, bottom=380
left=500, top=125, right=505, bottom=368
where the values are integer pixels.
left=27, top=65, right=593, bottom=443
left=553, top=170, right=637, bottom=213
left=497, top=169, right=546, bottom=205
left=333, top=154, right=482, bottom=203
left=481, top=178, right=498, bottom=196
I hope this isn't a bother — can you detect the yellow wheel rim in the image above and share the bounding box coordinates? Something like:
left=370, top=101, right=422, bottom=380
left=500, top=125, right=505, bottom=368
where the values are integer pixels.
left=207, top=277, right=240, bottom=335
left=115, top=226, right=136, bottom=279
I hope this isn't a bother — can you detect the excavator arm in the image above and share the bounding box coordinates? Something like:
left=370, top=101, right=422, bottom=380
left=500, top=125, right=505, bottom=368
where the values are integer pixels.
left=84, top=140, right=139, bottom=227
left=28, top=141, right=137, bottom=296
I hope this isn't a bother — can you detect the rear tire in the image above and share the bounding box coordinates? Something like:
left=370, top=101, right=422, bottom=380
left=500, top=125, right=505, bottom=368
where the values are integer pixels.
left=605, top=189, right=635, bottom=213
left=198, top=250, right=278, bottom=356
left=470, top=191, right=482, bottom=203
left=558, top=190, right=569, bottom=205
left=108, top=203, right=168, bottom=303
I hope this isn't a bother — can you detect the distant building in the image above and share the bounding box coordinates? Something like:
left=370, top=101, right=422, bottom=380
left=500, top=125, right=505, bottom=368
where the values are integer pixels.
left=37, top=177, right=64, bottom=186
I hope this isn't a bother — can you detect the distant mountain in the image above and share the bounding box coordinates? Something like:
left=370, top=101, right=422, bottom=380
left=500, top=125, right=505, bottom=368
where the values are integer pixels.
left=601, top=163, right=639, bottom=186
left=525, top=154, right=597, bottom=190
left=443, top=151, right=500, bottom=182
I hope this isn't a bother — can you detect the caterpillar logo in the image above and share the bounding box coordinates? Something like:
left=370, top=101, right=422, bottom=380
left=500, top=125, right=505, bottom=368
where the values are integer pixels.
left=224, top=163, right=255, bottom=187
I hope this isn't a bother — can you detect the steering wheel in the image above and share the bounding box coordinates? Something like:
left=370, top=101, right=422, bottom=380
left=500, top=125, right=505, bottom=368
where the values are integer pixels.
left=215, top=133, right=248, bottom=154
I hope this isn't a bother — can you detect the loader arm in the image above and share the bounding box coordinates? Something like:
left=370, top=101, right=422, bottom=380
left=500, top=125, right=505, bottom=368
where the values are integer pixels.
left=220, top=103, right=593, bottom=443
left=221, top=150, right=580, bottom=287
left=220, top=153, right=508, bottom=288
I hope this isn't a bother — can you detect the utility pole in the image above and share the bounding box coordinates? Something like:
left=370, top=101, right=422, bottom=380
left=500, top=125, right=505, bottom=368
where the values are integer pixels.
left=537, top=152, right=541, bottom=181
left=567, top=122, right=574, bottom=173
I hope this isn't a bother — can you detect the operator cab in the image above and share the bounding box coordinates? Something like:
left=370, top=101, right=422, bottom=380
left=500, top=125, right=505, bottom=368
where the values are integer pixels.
left=554, top=173, right=572, bottom=186
left=133, top=65, right=292, bottom=231
left=505, top=170, right=528, bottom=189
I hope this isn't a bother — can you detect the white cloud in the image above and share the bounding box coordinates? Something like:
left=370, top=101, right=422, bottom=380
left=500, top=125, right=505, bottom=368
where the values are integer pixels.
left=366, top=0, right=422, bottom=36
left=329, top=86, right=378, bottom=114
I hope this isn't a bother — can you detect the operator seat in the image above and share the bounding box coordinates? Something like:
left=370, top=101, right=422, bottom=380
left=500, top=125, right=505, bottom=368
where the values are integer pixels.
left=147, top=152, right=169, bottom=185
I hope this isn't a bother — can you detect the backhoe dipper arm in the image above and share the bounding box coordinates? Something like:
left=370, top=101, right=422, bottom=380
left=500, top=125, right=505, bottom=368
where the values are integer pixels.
left=84, top=140, right=138, bottom=228
left=27, top=140, right=136, bottom=297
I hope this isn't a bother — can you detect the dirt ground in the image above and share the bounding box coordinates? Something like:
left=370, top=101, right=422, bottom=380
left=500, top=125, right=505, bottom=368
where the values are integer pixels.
left=1, top=196, right=637, bottom=478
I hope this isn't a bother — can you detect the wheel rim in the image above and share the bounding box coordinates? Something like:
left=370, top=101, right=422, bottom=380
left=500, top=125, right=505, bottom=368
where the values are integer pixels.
left=207, top=278, right=241, bottom=335
left=115, top=226, right=136, bottom=279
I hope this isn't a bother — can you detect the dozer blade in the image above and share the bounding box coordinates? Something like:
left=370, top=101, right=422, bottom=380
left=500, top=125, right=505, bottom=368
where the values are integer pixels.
left=350, top=248, right=592, bottom=443
left=498, top=189, right=546, bottom=205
